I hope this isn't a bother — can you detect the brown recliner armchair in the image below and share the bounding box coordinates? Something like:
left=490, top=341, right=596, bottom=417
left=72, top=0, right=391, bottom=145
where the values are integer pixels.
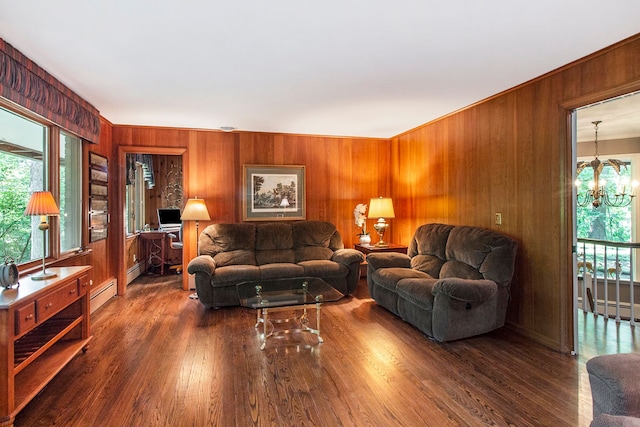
left=587, top=353, right=640, bottom=426
left=367, top=223, right=518, bottom=342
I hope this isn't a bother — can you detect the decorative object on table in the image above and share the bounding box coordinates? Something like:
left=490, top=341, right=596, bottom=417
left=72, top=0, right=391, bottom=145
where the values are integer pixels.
left=280, top=197, right=290, bottom=215
left=242, top=164, right=306, bottom=221
left=576, top=120, right=637, bottom=208
left=181, top=197, right=211, bottom=299
left=0, top=257, right=19, bottom=289
left=368, top=197, right=395, bottom=247
left=353, top=203, right=371, bottom=244
left=24, top=191, right=60, bottom=280
left=88, top=151, right=109, bottom=242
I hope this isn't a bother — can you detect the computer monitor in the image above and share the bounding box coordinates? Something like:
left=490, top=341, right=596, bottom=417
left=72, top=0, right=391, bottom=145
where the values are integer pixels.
left=157, top=208, right=181, bottom=231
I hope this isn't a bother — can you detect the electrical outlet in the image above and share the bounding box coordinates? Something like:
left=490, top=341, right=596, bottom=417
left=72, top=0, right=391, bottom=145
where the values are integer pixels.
left=495, top=212, right=502, bottom=225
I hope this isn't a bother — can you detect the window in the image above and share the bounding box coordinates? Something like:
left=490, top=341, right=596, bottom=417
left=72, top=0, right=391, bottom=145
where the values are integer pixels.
left=0, top=105, right=83, bottom=264
left=126, top=162, right=146, bottom=234
left=60, top=131, right=82, bottom=252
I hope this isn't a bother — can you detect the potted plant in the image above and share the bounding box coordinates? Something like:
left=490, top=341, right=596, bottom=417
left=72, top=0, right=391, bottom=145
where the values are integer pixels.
left=353, top=203, right=371, bottom=244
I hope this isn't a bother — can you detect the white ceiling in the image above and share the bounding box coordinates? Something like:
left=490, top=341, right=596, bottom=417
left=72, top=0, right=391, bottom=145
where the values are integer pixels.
left=1, top=1, right=639, bottom=138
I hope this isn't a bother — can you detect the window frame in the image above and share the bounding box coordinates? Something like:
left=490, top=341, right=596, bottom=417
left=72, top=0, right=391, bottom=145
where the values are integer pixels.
left=0, top=99, right=85, bottom=270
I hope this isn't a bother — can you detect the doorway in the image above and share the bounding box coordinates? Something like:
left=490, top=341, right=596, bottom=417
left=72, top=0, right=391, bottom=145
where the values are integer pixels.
left=571, top=90, right=640, bottom=354
left=115, top=146, right=187, bottom=296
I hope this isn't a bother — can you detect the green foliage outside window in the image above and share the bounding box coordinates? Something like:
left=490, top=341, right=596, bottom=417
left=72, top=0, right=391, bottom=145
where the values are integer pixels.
left=576, top=163, right=632, bottom=242
left=0, top=152, right=35, bottom=262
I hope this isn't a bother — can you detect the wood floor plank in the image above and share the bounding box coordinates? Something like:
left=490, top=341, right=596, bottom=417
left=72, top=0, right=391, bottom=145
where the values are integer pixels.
left=12, top=274, right=640, bottom=426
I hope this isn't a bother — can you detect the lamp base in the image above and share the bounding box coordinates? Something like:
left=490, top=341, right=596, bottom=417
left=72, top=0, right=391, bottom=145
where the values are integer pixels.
left=374, top=242, right=390, bottom=248
left=31, top=271, right=57, bottom=281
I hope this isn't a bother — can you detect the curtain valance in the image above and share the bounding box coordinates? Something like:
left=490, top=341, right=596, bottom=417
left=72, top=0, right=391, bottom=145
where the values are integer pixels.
left=0, top=39, right=100, bottom=142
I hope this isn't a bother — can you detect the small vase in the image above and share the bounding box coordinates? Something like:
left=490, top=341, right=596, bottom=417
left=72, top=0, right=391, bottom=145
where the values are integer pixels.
left=359, top=234, right=372, bottom=245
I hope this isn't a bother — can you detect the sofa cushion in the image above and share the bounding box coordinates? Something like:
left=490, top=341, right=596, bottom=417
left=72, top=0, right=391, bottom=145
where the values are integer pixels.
left=259, top=263, right=305, bottom=279
left=411, top=254, right=446, bottom=277
left=396, top=278, right=437, bottom=310
left=254, top=223, right=295, bottom=265
left=296, top=246, right=334, bottom=262
left=293, top=220, right=337, bottom=247
left=371, top=267, right=433, bottom=292
left=200, top=223, right=257, bottom=266
left=298, top=260, right=348, bottom=279
left=214, top=250, right=256, bottom=268
left=440, top=260, right=484, bottom=280
left=446, top=226, right=497, bottom=269
left=212, top=265, right=260, bottom=285
left=409, top=223, right=454, bottom=259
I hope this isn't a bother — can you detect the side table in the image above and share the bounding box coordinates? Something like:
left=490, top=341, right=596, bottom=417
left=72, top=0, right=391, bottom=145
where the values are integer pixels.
left=354, top=243, right=408, bottom=277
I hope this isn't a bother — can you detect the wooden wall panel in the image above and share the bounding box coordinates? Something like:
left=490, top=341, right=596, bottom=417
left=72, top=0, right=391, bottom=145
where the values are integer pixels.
left=110, top=127, right=388, bottom=291
left=81, top=116, right=114, bottom=289
left=89, top=34, right=640, bottom=352
left=391, top=33, right=640, bottom=352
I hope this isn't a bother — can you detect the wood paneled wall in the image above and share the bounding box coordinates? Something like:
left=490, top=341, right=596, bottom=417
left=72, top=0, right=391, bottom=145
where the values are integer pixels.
left=390, top=34, right=640, bottom=352
left=81, top=117, right=114, bottom=289
left=94, top=33, right=640, bottom=352
left=111, top=127, right=389, bottom=292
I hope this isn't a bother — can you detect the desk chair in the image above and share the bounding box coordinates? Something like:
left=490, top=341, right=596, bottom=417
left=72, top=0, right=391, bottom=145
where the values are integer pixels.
left=167, top=225, right=183, bottom=274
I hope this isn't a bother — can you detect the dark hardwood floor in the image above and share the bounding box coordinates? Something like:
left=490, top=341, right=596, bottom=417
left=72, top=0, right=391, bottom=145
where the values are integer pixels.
left=14, top=275, right=640, bottom=426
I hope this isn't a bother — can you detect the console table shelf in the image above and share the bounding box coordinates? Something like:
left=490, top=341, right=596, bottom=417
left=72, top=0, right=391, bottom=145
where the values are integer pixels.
left=0, top=266, right=92, bottom=427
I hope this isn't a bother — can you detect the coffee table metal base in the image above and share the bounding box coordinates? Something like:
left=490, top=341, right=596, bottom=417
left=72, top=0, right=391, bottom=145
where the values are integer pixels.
left=255, top=302, right=323, bottom=350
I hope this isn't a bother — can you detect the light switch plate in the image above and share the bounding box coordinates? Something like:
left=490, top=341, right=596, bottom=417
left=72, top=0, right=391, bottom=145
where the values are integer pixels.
left=495, top=212, right=502, bottom=225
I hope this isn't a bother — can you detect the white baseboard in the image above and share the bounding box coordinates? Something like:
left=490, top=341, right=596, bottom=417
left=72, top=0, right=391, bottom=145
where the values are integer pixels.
left=90, top=278, right=117, bottom=314
left=126, top=262, right=145, bottom=285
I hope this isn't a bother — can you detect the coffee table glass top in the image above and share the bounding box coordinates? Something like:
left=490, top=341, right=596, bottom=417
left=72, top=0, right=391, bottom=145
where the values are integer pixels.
left=237, top=277, right=343, bottom=309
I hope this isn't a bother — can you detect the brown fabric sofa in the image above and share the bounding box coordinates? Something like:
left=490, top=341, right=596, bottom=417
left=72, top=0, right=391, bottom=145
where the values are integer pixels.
left=587, top=353, right=640, bottom=427
left=187, top=221, right=364, bottom=308
left=366, top=223, right=518, bottom=342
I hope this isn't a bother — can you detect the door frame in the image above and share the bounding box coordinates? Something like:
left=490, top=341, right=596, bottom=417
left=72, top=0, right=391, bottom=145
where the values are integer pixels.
left=115, top=146, right=188, bottom=295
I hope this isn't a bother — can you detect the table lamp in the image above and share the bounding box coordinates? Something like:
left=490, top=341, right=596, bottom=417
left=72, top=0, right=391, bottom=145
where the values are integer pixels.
left=368, top=197, right=395, bottom=247
left=24, top=191, right=60, bottom=280
left=181, top=197, right=210, bottom=300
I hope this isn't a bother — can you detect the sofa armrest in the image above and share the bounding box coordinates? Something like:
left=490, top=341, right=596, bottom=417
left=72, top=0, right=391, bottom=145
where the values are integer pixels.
left=366, top=252, right=411, bottom=270
left=587, top=353, right=640, bottom=419
left=187, top=255, right=216, bottom=277
left=432, top=278, right=497, bottom=303
left=332, top=248, right=365, bottom=265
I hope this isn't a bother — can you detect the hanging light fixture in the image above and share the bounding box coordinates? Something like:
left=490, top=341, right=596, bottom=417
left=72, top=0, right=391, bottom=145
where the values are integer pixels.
left=576, top=120, right=636, bottom=208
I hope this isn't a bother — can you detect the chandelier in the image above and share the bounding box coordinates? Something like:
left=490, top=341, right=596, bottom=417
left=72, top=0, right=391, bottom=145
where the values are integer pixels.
left=576, top=120, right=636, bottom=208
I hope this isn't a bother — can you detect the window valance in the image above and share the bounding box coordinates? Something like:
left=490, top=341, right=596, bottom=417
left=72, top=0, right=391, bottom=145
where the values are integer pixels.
left=0, top=39, right=100, bottom=142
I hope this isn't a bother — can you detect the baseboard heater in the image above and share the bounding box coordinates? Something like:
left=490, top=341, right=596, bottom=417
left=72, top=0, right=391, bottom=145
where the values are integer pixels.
left=126, top=261, right=145, bottom=285
left=90, top=278, right=117, bottom=314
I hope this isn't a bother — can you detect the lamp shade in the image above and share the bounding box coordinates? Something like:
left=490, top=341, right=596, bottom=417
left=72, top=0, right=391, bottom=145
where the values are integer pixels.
left=181, top=198, right=210, bottom=221
left=368, top=197, right=395, bottom=219
left=24, top=191, right=60, bottom=216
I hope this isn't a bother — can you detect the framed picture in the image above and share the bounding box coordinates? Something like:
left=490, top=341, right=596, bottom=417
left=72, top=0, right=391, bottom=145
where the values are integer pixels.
left=243, top=164, right=306, bottom=221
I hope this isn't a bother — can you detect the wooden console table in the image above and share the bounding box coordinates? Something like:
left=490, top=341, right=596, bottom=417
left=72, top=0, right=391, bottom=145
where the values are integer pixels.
left=0, top=266, right=92, bottom=427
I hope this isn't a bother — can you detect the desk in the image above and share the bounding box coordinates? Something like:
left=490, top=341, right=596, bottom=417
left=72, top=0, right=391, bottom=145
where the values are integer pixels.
left=139, top=231, right=167, bottom=275
left=354, top=243, right=408, bottom=277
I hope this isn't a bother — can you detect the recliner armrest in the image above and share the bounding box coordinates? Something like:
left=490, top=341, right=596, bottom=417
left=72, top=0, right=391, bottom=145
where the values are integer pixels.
left=587, top=353, right=640, bottom=420
left=332, top=248, right=364, bottom=265
left=432, top=278, right=497, bottom=303
left=187, top=255, right=216, bottom=277
left=366, top=252, right=411, bottom=270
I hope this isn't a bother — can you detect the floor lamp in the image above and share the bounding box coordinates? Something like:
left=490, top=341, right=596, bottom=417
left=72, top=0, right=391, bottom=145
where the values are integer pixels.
left=24, top=191, right=60, bottom=280
left=181, top=197, right=210, bottom=299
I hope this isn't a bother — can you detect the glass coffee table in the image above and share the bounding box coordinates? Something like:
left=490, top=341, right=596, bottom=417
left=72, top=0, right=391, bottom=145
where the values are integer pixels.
left=236, top=277, right=344, bottom=350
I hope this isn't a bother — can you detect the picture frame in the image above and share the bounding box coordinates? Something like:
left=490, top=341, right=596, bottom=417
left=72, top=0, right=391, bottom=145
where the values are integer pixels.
left=243, top=164, right=306, bottom=221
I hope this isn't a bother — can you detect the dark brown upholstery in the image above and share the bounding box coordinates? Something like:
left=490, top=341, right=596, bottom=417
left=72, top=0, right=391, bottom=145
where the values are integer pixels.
left=188, top=221, right=364, bottom=308
left=367, top=223, right=518, bottom=342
